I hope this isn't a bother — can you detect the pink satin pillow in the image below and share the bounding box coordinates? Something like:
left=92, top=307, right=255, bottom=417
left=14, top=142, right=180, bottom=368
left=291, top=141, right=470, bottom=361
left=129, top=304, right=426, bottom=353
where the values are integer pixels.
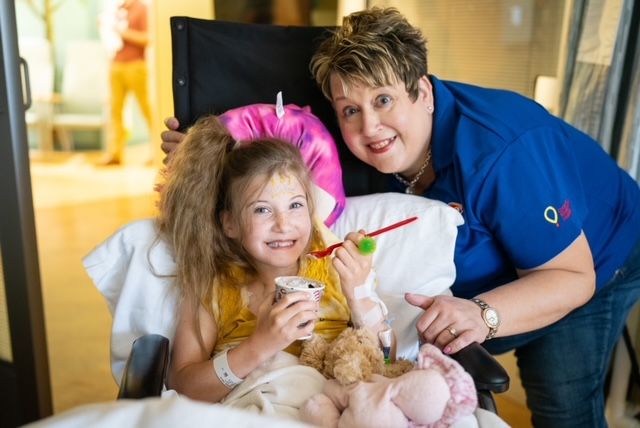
left=220, top=103, right=345, bottom=226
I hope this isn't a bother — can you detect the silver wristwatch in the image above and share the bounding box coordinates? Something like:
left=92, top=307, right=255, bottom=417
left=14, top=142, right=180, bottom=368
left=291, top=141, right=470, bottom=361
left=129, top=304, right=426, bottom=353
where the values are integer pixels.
left=471, top=298, right=500, bottom=340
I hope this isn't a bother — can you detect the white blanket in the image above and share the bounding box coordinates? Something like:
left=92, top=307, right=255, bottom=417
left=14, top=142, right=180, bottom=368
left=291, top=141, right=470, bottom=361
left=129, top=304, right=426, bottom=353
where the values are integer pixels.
left=221, top=352, right=507, bottom=428
left=24, top=395, right=314, bottom=428
left=223, top=351, right=326, bottom=420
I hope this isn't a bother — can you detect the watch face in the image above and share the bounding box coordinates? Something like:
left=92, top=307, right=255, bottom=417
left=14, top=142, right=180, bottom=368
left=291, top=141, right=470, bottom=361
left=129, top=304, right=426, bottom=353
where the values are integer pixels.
left=484, top=309, right=500, bottom=327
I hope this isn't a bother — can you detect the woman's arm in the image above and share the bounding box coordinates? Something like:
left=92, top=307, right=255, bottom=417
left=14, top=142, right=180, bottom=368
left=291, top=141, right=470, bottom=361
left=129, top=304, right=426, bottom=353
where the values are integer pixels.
left=160, top=117, right=185, bottom=162
left=408, top=232, right=595, bottom=354
left=168, top=292, right=320, bottom=402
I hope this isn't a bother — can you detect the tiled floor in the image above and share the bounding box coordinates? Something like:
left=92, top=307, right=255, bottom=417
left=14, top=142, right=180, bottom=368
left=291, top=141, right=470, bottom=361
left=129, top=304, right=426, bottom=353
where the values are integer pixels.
left=30, top=148, right=533, bottom=426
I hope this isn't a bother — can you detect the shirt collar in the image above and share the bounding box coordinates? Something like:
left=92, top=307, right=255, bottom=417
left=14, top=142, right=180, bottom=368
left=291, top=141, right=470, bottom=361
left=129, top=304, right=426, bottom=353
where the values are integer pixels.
left=430, top=75, right=457, bottom=171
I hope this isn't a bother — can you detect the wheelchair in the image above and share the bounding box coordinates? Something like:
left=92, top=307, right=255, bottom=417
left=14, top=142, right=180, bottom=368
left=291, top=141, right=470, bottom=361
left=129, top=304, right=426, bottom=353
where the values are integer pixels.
left=117, top=17, right=510, bottom=415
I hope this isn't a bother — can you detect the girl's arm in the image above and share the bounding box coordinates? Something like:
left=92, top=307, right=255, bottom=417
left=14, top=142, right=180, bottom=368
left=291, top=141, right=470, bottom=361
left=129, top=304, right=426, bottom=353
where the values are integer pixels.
left=168, top=292, right=319, bottom=403
left=167, top=297, right=230, bottom=402
left=332, top=231, right=389, bottom=336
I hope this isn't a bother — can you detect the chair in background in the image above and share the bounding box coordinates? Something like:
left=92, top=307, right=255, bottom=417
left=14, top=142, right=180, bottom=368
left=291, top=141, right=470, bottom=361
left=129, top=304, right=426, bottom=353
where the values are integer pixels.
left=52, top=40, right=110, bottom=151
left=19, top=37, right=55, bottom=151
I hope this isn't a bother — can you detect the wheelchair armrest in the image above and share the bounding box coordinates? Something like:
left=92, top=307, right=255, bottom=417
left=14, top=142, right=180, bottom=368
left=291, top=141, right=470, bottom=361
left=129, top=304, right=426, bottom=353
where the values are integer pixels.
left=117, top=334, right=170, bottom=399
left=451, top=341, right=510, bottom=393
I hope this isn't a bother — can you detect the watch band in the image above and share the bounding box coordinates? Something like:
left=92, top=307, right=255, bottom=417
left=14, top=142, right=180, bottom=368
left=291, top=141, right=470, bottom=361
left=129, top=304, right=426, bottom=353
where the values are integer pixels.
left=471, top=298, right=500, bottom=340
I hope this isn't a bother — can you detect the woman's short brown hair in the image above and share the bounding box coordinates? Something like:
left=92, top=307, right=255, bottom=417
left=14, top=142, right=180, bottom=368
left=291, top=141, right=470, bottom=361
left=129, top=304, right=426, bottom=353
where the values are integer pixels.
left=311, top=7, right=428, bottom=101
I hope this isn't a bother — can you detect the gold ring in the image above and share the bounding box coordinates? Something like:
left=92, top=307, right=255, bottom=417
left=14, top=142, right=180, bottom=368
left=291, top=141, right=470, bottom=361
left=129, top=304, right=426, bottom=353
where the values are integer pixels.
left=446, top=326, right=458, bottom=338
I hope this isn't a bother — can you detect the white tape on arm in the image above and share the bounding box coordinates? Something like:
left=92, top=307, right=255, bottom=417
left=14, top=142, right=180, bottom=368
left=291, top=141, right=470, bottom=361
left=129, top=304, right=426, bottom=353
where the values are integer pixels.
left=350, top=270, right=391, bottom=328
left=359, top=304, right=385, bottom=327
left=353, top=270, right=376, bottom=300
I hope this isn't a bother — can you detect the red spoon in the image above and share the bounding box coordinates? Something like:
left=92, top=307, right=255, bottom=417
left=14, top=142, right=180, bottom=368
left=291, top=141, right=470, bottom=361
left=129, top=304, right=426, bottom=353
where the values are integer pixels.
left=308, top=216, right=418, bottom=259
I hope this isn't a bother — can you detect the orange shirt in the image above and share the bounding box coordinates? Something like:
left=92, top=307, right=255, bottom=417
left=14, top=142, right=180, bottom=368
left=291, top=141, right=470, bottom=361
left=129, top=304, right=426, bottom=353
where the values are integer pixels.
left=114, top=0, right=147, bottom=63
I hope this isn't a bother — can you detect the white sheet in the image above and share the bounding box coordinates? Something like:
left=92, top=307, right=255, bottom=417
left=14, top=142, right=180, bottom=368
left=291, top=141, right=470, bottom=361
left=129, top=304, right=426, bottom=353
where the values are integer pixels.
left=24, top=394, right=508, bottom=428
left=24, top=395, right=314, bottom=428
left=223, top=351, right=325, bottom=420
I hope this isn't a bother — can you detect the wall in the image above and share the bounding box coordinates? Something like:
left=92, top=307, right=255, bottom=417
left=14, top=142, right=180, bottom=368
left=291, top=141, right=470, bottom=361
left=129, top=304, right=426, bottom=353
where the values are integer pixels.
left=148, top=0, right=213, bottom=164
left=372, top=0, right=566, bottom=98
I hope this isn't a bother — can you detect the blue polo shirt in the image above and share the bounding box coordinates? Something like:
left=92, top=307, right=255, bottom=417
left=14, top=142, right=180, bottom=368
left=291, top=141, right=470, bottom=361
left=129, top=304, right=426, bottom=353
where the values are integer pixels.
left=391, top=75, right=640, bottom=298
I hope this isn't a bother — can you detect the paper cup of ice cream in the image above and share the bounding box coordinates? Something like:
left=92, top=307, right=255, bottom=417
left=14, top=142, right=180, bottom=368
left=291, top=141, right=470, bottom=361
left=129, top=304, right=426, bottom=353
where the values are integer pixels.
left=274, top=276, right=325, bottom=339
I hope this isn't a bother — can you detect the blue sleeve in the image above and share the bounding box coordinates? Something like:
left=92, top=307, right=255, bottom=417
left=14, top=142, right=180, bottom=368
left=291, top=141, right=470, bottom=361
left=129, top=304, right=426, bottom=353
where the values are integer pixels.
left=477, top=126, right=588, bottom=269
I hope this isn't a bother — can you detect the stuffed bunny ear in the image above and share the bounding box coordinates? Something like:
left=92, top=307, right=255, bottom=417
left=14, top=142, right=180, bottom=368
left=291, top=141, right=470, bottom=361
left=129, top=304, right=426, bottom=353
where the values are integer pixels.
left=323, top=379, right=351, bottom=411
left=416, top=343, right=478, bottom=426
left=299, top=379, right=354, bottom=428
left=299, top=392, right=341, bottom=428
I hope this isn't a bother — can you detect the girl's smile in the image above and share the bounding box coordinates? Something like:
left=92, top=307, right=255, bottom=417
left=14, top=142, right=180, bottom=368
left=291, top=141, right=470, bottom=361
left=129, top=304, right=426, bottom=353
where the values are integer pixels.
left=224, top=172, right=312, bottom=279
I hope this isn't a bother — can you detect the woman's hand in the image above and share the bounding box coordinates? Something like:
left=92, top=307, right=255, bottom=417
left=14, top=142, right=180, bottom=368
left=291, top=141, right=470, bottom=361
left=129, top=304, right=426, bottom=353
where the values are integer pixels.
left=405, top=293, right=488, bottom=355
left=249, top=291, right=319, bottom=357
left=332, top=230, right=373, bottom=299
left=161, top=117, right=186, bottom=162
left=405, top=233, right=596, bottom=355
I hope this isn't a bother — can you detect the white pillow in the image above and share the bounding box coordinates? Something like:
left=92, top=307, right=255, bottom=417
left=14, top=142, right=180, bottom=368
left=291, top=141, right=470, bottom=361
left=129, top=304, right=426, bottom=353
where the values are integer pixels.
left=84, top=193, right=463, bottom=382
left=330, top=193, right=464, bottom=360
left=83, top=219, right=178, bottom=384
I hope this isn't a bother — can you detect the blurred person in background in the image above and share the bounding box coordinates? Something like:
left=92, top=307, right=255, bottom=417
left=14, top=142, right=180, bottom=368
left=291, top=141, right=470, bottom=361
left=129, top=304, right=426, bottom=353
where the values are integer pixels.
left=99, top=0, right=152, bottom=165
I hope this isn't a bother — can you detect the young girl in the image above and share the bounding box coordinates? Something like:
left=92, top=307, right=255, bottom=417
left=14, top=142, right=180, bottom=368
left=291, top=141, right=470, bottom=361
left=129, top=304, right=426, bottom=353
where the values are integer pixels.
left=157, top=115, right=388, bottom=404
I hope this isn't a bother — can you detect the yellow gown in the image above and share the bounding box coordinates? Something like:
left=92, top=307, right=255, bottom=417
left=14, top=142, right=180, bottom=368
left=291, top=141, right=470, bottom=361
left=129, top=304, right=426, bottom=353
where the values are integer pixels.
left=209, top=220, right=351, bottom=356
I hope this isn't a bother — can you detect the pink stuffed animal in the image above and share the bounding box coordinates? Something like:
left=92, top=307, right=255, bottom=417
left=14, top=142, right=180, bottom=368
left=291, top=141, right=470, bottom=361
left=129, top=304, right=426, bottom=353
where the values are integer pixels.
left=220, top=103, right=345, bottom=226
left=161, top=103, right=345, bottom=226
left=299, top=343, right=478, bottom=428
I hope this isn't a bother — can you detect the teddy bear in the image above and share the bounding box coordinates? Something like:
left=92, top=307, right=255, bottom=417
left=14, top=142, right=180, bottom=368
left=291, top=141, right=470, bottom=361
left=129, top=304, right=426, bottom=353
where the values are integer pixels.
left=299, top=327, right=414, bottom=385
left=298, top=328, right=478, bottom=428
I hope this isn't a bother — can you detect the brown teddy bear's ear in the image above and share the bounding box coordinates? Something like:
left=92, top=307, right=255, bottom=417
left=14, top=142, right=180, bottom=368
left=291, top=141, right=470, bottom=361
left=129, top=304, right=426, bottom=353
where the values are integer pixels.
left=299, top=335, right=329, bottom=373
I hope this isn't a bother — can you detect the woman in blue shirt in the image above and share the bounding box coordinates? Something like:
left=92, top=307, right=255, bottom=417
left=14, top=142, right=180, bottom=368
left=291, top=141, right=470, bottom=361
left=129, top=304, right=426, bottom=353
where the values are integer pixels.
left=162, top=7, right=640, bottom=427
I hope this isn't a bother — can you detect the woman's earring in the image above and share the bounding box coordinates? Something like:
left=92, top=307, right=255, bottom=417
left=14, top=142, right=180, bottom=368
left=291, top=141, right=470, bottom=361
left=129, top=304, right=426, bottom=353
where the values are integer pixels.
left=427, top=105, right=434, bottom=113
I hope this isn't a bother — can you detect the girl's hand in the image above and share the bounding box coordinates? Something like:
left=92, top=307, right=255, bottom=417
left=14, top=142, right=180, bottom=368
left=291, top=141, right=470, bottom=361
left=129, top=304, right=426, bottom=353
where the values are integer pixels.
left=405, top=293, right=488, bottom=355
left=332, top=230, right=373, bottom=299
left=250, top=291, right=319, bottom=357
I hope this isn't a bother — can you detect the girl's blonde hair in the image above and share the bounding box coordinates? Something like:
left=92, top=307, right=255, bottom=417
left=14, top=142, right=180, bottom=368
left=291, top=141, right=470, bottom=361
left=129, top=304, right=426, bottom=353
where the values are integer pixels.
left=311, top=7, right=428, bottom=101
left=157, top=115, right=315, bottom=324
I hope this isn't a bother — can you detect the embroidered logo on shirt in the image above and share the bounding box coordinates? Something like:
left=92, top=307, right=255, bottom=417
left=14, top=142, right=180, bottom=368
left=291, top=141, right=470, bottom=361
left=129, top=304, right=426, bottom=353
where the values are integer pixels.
left=544, top=200, right=572, bottom=227
left=448, top=202, right=464, bottom=214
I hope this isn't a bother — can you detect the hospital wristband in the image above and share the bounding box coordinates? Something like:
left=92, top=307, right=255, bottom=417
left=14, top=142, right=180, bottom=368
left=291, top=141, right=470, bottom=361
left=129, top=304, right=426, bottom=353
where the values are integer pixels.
left=212, top=349, right=244, bottom=389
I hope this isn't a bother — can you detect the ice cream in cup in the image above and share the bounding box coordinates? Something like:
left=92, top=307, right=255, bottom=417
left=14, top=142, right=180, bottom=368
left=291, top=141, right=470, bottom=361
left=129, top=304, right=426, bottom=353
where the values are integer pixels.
left=274, top=276, right=325, bottom=339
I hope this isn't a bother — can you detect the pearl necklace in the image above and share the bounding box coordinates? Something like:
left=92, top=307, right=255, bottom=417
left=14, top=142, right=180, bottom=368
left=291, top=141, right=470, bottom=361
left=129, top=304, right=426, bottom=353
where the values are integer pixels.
left=393, top=149, right=432, bottom=194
